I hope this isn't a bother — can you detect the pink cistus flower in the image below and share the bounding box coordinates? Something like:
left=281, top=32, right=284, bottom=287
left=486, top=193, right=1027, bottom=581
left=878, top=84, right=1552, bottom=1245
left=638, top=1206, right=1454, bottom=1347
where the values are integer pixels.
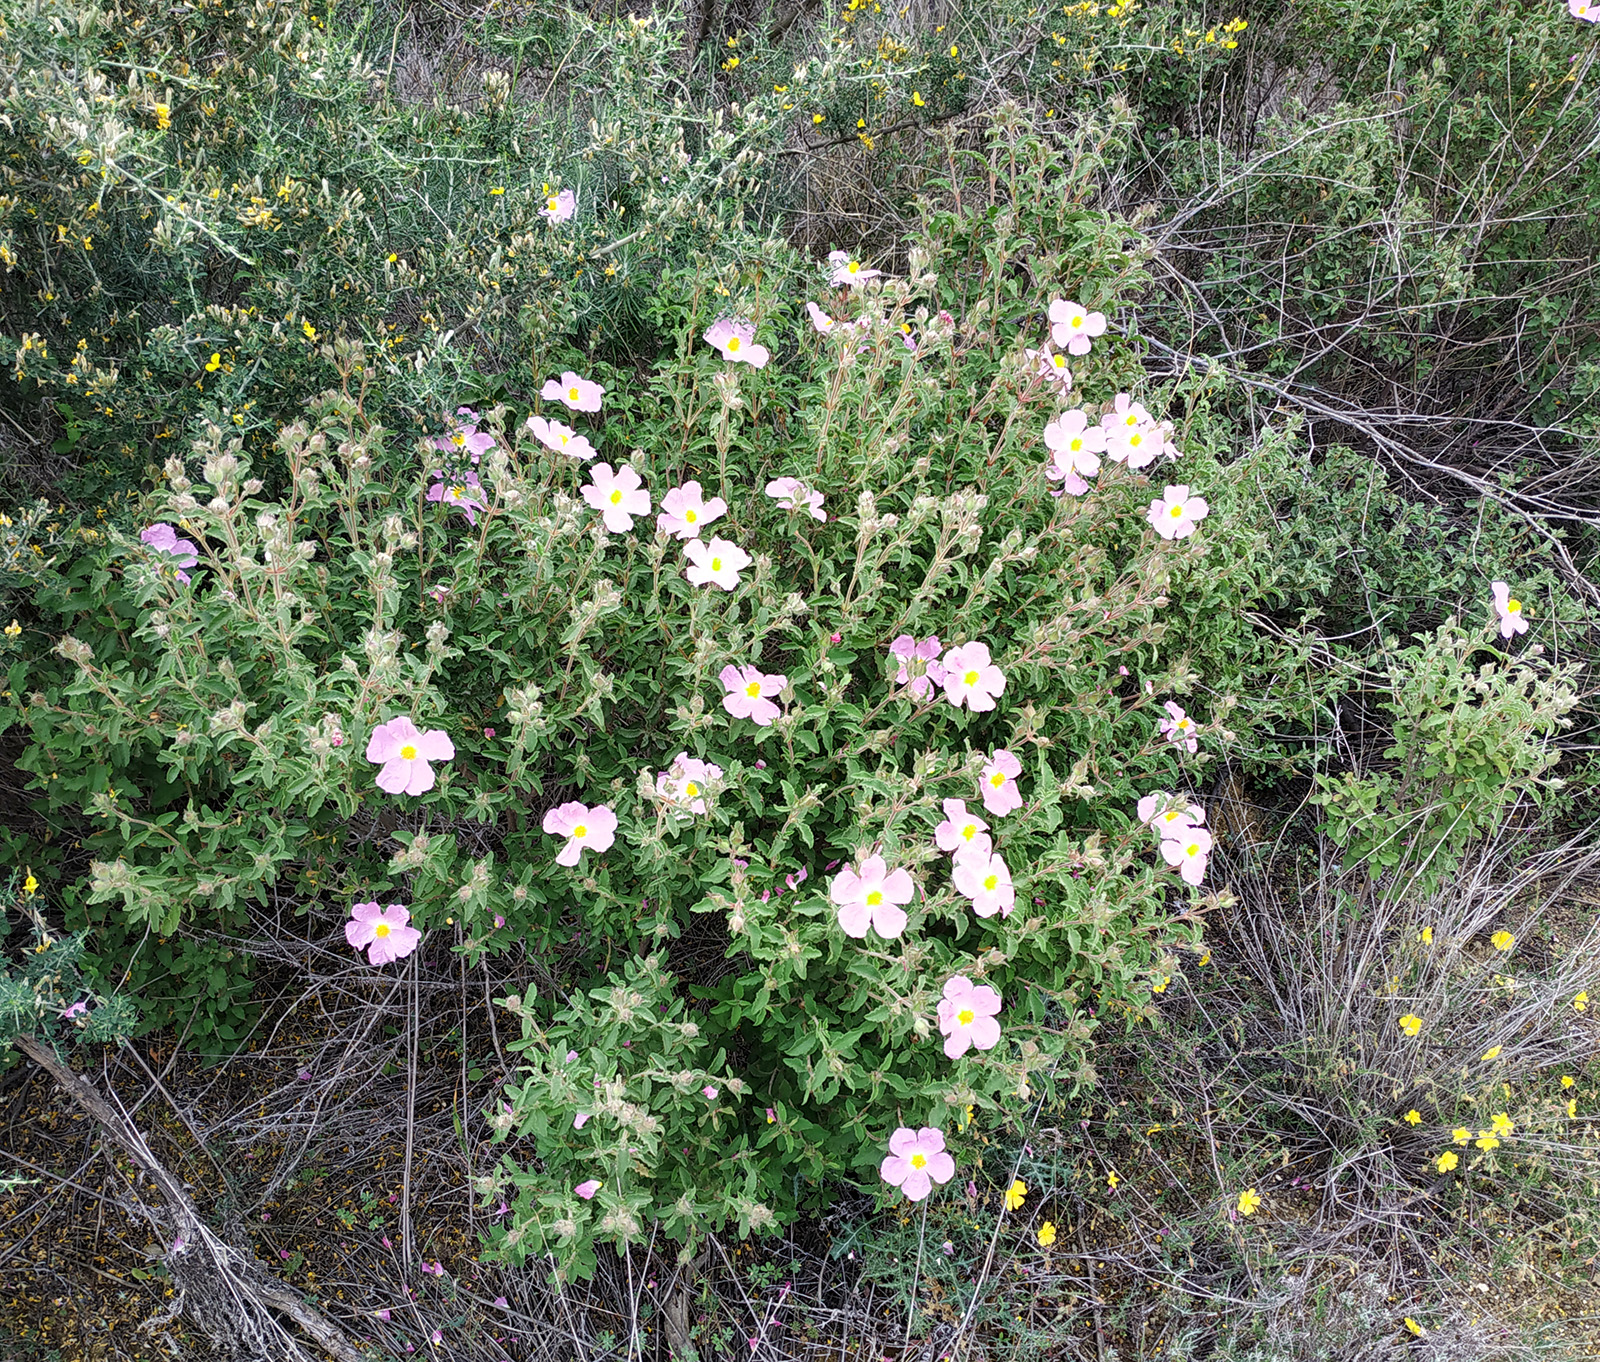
left=1048, top=298, right=1107, bottom=355
left=937, top=976, right=1003, bottom=1059
left=541, top=371, right=605, bottom=413
left=979, top=749, right=1024, bottom=817
left=421, top=1260, right=444, bottom=1277
left=934, top=798, right=992, bottom=863
left=581, top=462, right=651, bottom=533
left=764, top=476, right=826, bottom=522
left=952, top=850, right=1015, bottom=919
left=704, top=318, right=771, bottom=368
left=1147, top=485, right=1209, bottom=540
left=719, top=664, right=787, bottom=727
left=879, top=1127, right=955, bottom=1202
left=888, top=634, right=946, bottom=700
left=830, top=854, right=915, bottom=940
left=1025, top=345, right=1073, bottom=389
left=941, top=640, right=1006, bottom=712
left=655, top=752, right=723, bottom=813
left=702, top=1085, right=719, bottom=1100
left=574, top=1179, right=602, bottom=1200
left=1490, top=581, right=1529, bottom=639
left=427, top=473, right=487, bottom=525
left=827, top=250, right=882, bottom=287
left=1161, top=826, right=1212, bottom=887
left=61, top=999, right=90, bottom=1019
left=1043, top=409, right=1105, bottom=489
left=1137, top=791, right=1205, bottom=839
left=542, top=801, right=618, bottom=867
left=140, top=523, right=200, bottom=583
left=432, top=409, right=495, bottom=463
left=525, top=415, right=596, bottom=462
left=366, top=717, right=455, bottom=796
left=1159, top=701, right=1199, bottom=754
left=656, top=481, right=727, bottom=540
left=345, top=902, right=422, bottom=966
left=684, top=537, right=752, bottom=590
left=541, top=187, right=577, bottom=223
left=1570, top=0, right=1599, bottom=22
left=806, top=301, right=839, bottom=334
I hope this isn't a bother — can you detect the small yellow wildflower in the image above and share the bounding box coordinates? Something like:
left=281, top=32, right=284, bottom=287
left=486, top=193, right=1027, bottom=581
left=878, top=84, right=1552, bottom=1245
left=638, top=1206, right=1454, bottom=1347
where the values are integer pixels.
left=1418, top=926, right=1433, bottom=944
left=1452, top=1127, right=1471, bottom=1145
left=3, top=619, right=19, bottom=637
left=1037, top=1221, right=1057, bottom=1248
left=1106, top=1168, right=1119, bottom=1189
left=1436, top=1151, right=1458, bottom=1173
left=1574, top=991, right=1589, bottom=1012
left=1475, top=1133, right=1500, bottom=1151
left=1491, top=930, right=1514, bottom=952
left=153, top=103, right=171, bottom=130
left=302, top=320, right=318, bottom=341
left=1490, top=1112, right=1514, bottom=1136
left=1237, top=1187, right=1262, bottom=1216
left=1398, top=1014, right=1423, bottom=1037
left=1482, top=1046, right=1502, bottom=1061
left=1561, top=1075, right=1575, bottom=1088
left=812, top=113, right=825, bottom=124
left=1403, top=1110, right=1421, bottom=1125
left=205, top=353, right=221, bottom=372
left=912, top=90, right=925, bottom=106
left=1404, top=1318, right=1424, bottom=1337
left=24, top=872, right=38, bottom=895
left=1003, top=1179, right=1027, bottom=1211
left=1567, top=1099, right=1577, bottom=1119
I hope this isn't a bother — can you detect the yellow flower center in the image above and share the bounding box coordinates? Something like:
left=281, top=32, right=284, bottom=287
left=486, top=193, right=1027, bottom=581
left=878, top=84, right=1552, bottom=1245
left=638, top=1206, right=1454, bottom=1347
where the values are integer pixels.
left=400, top=745, right=417, bottom=760
left=711, top=557, right=723, bottom=571
left=1185, top=842, right=1201, bottom=857
left=962, top=823, right=979, bottom=840
left=450, top=485, right=465, bottom=499
left=375, top=922, right=391, bottom=938
left=452, top=433, right=465, bottom=446
left=572, top=824, right=588, bottom=839
left=568, top=386, right=581, bottom=402
left=547, top=197, right=559, bottom=211
left=983, top=874, right=998, bottom=891
left=1170, top=504, right=1183, bottom=518
left=1071, top=314, right=1084, bottom=327
left=1053, top=356, right=1067, bottom=370
left=610, top=489, right=623, bottom=505
left=909, top=1152, right=926, bottom=1169
left=964, top=669, right=979, bottom=685
left=848, top=261, right=861, bottom=274
left=866, top=890, right=883, bottom=906
left=989, top=772, right=1006, bottom=788
left=1070, top=436, right=1083, bottom=451
left=684, top=781, right=699, bottom=798
left=745, top=682, right=762, bottom=697
left=958, top=1008, right=975, bottom=1026
left=558, top=433, right=570, bottom=446
left=685, top=508, right=698, bottom=522
left=1507, top=598, right=1521, bottom=613
left=727, top=336, right=741, bottom=351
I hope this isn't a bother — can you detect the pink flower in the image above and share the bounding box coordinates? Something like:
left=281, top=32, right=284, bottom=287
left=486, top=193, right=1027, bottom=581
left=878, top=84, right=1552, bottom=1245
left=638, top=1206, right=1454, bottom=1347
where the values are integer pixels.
left=430, top=1330, right=444, bottom=1346
left=526, top=415, right=596, bottom=462
left=421, top=1260, right=444, bottom=1276
left=941, top=641, right=1006, bottom=712
left=684, top=537, right=751, bottom=590
left=345, top=902, right=422, bottom=966
left=542, top=371, right=605, bottom=413
left=719, top=664, right=787, bottom=726
left=1147, top=485, right=1208, bottom=540
left=1026, top=346, right=1074, bottom=389
left=806, top=301, right=838, bottom=333
left=140, top=522, right=200, bottom=583
left=766, top=1107, right=777, bottom=1123
left=879, top=1127, right=955, bottom=1201
left=483, top=727, right=496, bottom=739
left=493, top=1296, right=509, bottom=1309
left=979, top=749, right=1024, bottom=817
left=655, top=751, right=723, bottom=812
left=542, top=801, right=618, bottom=867
left=830, top=854, right=915, bottom=939
left=1491, top=581, right=1529, bottom=639
left=953, top=850, right=1015, bottom=919
left=827, top=250, right=882, bottom=287
left=574, top=1112, right=592, bottom=1129
left=541, top=187, right=577, bottom=223
left=574, top=1179, right=602, bottom=1200
left=581, top=462, right=651, bottom=533
left=1137, top=791, right=1205, bottom=838
left=427, top=473, right=487, bottom=525
left=432, top=410, right=495, bottom=462
left=657, top=481, right=727, bottom=539
left=1159, top=701, right=1199, bottom=753
left=704, top=318, right=771, bottom=368
left=1048, top=299, right=1107, bottom=355
left=1043, top=409, right=1105, bottom=485
left=61, top=999, right=90, bottom=1019
left=1161, top=827, right=1213, bottom=887
left=366, top=717, right=454, bottom=796
left=889, top=634, right=946, bottom=699
left=1570, top=0, right=1599, bottom=21
left=935, top=798, right=992, bottom=862
left=937, top=976, right=1003, bottom=1059
left=375, top=1309, right=392, bottom=1321
left=702, top=1085, right=719, bottom=1099
left=764, top=477, right=826, bottom=522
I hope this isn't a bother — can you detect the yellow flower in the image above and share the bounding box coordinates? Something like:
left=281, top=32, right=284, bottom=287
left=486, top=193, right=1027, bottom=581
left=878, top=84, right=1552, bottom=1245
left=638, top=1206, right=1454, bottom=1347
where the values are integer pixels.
left=1398, top=1014, right=1423, bottom=1037
left=1482, top=1046, right=1501, bottom=1061
left=3, top=619, right=19, bottom=636
left=1237, top=1187, right=1262, bottom=1216
left=153, top=102, right=171, bottom=130
left=1418, top=925, right=1433, bottom=944
left=1106, top=1168, right=1119, bottom=1189
left=302, top=320, right=318, bottom=341
left=24, top=873, right=38, bottom=895
left=1435, top=1151, right=1458, bottom=1173
left=1003, top=1180, right=1027, bottom=1211
left=205, top=353, right=221, bottom=372
left=1561, top=1075, right=1575, bottom=1088
left=812, top=113, right=825, bottom=124
left=1575, top=991, right=1589, bottom=1012
left=1151, top=975, right=1169, bottom=994
left=1037, top=1221, right=1057, bottom=1247
left=1404, top=1318, right=1424, bottom=1337
left=1452, top=1127, right=1471, bottom=1146
left=1491, top=930, right=1514, bottom=952
left=1475, top=1134, right=1500, bottom=1150
left=1403, top=1110, right=1421, bottom=1125
left=959, top=1104, right=974, bottom=1129
left=912, top=90, right=925, bottom=106
left=1567, top=1099, right=1577, bottom=1119
left=1490, top=1112, right=1514, bottom=1136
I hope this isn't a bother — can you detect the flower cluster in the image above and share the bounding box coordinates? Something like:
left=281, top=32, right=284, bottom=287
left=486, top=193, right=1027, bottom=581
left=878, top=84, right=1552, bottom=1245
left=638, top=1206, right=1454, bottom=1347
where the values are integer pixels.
left=1137, top=791, right=1211, bottom=887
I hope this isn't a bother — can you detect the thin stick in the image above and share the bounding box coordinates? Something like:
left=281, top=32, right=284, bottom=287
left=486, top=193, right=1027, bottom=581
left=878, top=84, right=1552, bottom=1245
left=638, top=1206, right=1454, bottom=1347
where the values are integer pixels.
left=401, top=950, right=419, bottom=1271
left=903, top=1196, right=928, bottom=1351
